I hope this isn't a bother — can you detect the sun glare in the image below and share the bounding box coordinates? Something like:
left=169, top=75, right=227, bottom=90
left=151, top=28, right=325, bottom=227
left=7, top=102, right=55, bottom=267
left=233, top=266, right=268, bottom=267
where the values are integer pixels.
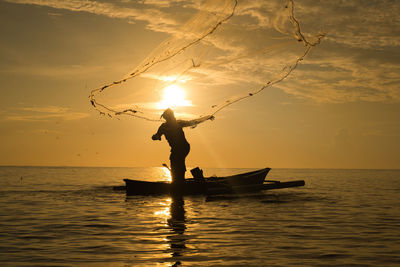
left=157, top=85, right=191, bottom=109
left=161, top=167, right=172, bottom=182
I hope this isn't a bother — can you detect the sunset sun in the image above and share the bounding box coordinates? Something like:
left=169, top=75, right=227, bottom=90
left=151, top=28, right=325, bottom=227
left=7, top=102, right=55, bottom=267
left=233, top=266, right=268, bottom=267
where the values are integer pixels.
left=157, top=84, right=191, bottom=109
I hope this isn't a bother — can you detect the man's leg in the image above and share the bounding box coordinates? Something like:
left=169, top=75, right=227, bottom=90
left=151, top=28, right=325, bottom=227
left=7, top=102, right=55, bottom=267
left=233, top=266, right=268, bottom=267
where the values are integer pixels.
left=170, top=154, right=185, bottom=184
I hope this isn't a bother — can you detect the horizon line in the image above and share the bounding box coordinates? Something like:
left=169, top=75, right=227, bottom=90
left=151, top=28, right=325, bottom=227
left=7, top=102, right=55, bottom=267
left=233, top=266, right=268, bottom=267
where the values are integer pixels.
left=0, top=164, right=399, bottom=171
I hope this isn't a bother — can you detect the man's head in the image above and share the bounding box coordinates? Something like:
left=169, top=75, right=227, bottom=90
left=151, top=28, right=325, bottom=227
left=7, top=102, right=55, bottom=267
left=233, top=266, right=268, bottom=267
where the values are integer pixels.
left=161, top=108, right=175, bottom=122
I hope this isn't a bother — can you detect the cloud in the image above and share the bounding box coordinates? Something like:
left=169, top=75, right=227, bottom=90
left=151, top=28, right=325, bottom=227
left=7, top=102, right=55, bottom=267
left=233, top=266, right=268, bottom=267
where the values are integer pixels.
left=182, top=0, right=400, bottom=104
left=6, top=0, right=400, bottom=105
left=4, top=105, right=89, bottom=121
left=275, top=47, right=400, bottom=103
left=4, top=0, right=186, bottom=33
left=211, top=0, right=400, bottom=104
left=1, top=64, right=120, bottom=77
left=19, top=106, right=69, bottom=113
left=280, top=0, right=400, bottom=49
left=6, top=0, right=399, bottom=49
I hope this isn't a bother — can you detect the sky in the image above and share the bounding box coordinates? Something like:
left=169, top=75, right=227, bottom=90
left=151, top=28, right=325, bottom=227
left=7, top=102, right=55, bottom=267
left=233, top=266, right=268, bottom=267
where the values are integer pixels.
left=0, top=0, right=399, bottom=169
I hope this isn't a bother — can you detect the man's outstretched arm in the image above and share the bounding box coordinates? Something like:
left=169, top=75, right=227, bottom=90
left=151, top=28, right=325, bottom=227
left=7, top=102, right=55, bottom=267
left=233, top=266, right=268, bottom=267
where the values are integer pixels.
left=179, top=115, right=215, bottom=128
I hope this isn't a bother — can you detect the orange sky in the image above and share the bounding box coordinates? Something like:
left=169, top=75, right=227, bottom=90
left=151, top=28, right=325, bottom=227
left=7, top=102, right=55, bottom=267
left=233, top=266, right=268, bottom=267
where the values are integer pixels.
left=0, top=0, right=399, bottom=169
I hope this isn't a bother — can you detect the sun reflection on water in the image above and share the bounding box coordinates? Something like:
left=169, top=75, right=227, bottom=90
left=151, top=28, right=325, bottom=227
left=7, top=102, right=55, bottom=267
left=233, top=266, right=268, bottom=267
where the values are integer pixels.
left=154, top=197, right=172, bottom=217
left=152, top=196, right=187, bottom=265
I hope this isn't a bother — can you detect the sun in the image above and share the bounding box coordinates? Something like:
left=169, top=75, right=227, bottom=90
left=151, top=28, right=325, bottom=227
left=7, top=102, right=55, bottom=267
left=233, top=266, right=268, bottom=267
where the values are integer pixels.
left=157, top=84, right=191, bottom=109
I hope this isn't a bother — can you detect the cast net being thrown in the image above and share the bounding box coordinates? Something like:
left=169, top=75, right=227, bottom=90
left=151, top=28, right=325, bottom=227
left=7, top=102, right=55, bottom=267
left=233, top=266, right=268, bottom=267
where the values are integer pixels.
left=89, top=0, right=324, bottom=126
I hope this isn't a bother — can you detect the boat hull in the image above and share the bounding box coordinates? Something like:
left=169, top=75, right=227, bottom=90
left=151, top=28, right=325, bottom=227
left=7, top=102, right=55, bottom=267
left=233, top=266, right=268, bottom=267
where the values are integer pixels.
left=124, top=168, right=270, bottom=196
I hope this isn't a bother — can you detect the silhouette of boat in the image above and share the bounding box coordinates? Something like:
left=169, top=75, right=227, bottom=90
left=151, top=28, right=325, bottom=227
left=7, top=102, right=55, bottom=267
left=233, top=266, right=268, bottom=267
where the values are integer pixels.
left=123, top=168, right=305, bottom=195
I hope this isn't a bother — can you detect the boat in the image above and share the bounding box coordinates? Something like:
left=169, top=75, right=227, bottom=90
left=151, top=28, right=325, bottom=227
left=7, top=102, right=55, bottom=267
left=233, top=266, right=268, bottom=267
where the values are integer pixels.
left=123, top=168, right=305, bottom=196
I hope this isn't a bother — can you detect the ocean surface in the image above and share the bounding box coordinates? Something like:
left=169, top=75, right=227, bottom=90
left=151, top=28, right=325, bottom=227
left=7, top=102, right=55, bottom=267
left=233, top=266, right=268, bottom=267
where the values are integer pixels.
left=0, top=167, right=399, bottom=266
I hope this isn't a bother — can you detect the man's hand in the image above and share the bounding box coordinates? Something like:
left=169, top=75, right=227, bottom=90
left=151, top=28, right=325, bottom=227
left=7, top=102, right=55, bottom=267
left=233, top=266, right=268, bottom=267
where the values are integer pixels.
left=152, top=134, right=161, bottom=141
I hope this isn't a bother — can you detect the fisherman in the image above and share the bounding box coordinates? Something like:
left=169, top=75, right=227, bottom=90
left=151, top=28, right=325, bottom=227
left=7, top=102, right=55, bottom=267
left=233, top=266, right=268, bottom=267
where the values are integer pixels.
left=152, top=108, right=191, bottom=189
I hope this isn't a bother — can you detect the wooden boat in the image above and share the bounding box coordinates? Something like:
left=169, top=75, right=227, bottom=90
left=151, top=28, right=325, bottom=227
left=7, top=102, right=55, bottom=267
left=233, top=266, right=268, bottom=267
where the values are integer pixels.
left=123, top=168, right=305, bottom=196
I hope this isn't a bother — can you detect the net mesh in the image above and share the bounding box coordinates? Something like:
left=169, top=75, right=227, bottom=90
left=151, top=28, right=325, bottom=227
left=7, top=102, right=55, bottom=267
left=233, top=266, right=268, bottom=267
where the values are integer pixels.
left=89, top=0, right=324, bottom=126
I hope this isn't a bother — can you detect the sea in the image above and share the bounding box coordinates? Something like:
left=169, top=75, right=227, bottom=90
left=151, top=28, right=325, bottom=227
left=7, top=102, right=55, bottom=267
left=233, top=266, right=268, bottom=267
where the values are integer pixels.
left=0, top=166, right=399, bottom=267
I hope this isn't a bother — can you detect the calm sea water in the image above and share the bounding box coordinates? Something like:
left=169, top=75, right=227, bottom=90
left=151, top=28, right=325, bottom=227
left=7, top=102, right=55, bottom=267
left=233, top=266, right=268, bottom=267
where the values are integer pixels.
left=0, top=167, right=399, bottom=266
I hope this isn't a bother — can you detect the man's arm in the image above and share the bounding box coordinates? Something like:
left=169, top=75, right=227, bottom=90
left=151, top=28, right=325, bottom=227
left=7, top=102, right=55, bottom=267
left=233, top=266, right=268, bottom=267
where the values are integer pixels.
left=178, top=115, right=215, bottom=128
left=152, top=124, right=164, bottom=140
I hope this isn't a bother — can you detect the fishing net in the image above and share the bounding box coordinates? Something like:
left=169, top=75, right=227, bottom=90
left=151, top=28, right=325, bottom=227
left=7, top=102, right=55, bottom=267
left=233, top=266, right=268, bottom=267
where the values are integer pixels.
left=89, top=0, right=324, bottom=126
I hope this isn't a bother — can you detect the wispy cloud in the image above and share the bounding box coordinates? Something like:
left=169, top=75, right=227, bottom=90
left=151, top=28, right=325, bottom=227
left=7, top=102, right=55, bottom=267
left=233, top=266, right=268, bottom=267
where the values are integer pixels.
left=275, top=48, right=400, bottom=103
left=6, top=0, right=399, bottom=49
left=1, top=64, right=113, bottom=77
left=4, top=0, right=183, bottom=33
left=4, top=105, right=89, bottom=121
left=19, top=106, right=69, bottom=113
left=300, top=0, right=400, bottom=49
left=6, top=0, right=400, bottom=105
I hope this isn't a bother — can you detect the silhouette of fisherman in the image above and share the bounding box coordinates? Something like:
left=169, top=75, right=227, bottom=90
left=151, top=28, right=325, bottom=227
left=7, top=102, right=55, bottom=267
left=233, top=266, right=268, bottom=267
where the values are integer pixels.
left=152, top=108, right=191, bottom=191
